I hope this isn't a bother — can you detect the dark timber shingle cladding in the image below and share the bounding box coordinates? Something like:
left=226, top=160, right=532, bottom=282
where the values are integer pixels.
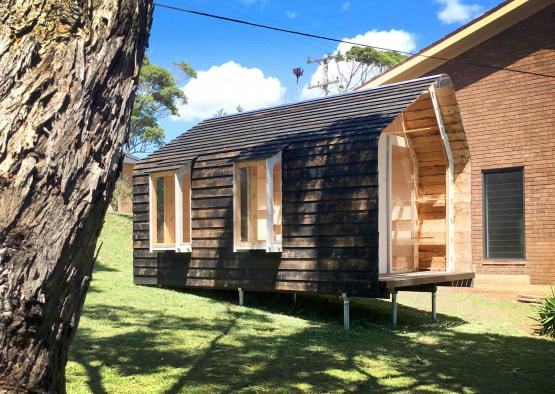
left=133, top=75, right=445, bottom=296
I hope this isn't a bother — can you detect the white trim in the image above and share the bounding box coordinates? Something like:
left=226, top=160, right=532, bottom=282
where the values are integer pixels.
left=149, top=173, right=178, bottom=252
left=175, top=162, right=192, bottom=254
left=151, top=244, right=177, bottom=252
left=429, top=85, right=455, bottom=272
left=378, top=132, right=418, bottom=274
left=235, top=245, right=267, bottom=251
left=149, top=166, right=193, bottom=254
left=149, top=174, right=155, bottom=252
left=266, top=152, right=283, bottom=253
left=233, top=162, right=239, bottom=252
left=233, top=152, right=283, bottom=252
left=378, top=134, right=389, bottom=274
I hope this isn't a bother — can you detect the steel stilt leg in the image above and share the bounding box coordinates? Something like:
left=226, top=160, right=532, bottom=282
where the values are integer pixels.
left=342, top=293, right=350, bottom=330
left=392, top=289, right=398, bottom=327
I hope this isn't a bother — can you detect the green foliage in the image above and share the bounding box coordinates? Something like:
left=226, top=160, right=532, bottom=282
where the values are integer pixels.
left=534, top=287, right=555, bottom=337
left=173, top=61, right=198, bottom=80
left=332, top=46, right=407, bottom=92
left=337, top=46, right=406, bottom=70
left=213, top=108, right=227, bottom=118
left=213, top=105, right=244, bottom=118
left=128, top=55, right=195, bottom=153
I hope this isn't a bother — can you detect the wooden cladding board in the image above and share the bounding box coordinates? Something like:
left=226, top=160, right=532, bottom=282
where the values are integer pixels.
left=133, top=133, right=381, bottom=296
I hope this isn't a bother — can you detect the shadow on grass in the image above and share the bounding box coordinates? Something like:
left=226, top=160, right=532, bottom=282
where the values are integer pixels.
left=176, top=288, right=465, bottom=331
left=69, top=290, right=555, bottom=393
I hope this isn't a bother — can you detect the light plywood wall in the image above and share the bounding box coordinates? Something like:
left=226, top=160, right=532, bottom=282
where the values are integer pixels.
left=390, top=84, right=471, bottom=272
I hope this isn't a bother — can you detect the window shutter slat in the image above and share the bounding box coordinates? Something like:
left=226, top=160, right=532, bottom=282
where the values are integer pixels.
left=484, top=168, right=524, bottom=259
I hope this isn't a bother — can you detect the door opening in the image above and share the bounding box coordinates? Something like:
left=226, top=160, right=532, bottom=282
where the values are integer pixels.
left=379, top=134, right=418, bottom=274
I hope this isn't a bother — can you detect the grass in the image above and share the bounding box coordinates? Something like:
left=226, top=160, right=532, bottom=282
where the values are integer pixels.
left=67, top=213, right=555, bottom=393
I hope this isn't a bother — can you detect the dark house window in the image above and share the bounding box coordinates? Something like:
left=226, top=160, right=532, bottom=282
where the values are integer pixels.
left=483, top=168, right=525, bottom=259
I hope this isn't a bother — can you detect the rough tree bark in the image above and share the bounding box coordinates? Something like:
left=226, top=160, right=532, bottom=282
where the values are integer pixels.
left=0, top=0, right=153, bottom=392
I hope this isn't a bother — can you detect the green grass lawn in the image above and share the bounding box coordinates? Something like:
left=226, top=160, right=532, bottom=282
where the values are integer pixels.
left=67, top=213, right=555, bottom=393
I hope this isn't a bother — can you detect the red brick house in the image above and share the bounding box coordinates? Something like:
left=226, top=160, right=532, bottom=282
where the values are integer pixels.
left=358, top=0, right=555, bottom=285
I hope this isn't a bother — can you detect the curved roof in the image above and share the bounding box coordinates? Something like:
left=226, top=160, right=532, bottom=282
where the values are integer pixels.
left=135, top=74, right=447, bottom=174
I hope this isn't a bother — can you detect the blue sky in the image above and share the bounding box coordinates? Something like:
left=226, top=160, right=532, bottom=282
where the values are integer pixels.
left=148, top=0, right=500, bottom=151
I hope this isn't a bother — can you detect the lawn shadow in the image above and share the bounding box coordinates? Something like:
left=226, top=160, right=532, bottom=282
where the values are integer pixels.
left=92, top=260, right=118, bottom=273
left=174, top=288, right=466, bottom=331
left=69, top=292, right=555, bottom=393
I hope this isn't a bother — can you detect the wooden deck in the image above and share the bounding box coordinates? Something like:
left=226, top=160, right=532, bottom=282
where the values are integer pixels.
left=379, top=271, right=475, bottom=289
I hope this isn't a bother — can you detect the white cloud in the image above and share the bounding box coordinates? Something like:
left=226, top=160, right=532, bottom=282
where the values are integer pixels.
left=174, top=61, right=286, bottom=122
left=341, top=1, right=351, bottom=12
left=437, top=0, right=483, bottom=24
left=285, top=10, right=297, bottom=18
left=300, top=29, right=416, bottom=99
left=237, top=0, right=269, bottom=9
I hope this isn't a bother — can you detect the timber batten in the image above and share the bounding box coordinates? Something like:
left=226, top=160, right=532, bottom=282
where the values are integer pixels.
left=133, top=75, right=474, bottom=296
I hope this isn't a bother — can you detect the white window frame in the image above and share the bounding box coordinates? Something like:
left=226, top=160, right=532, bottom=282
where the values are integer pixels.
left=266, top=152, right=283, bottom=253
left=378, top=134, right=418, bottom=274
left=429, top=85, right=455, bottom=272
left=149, top=163, right=193, bottom=253
left=149, top=170, right=177, bottom=252
left=175, top=163, right=193, bottom=253
left=233, top=152, right=283, bottom=253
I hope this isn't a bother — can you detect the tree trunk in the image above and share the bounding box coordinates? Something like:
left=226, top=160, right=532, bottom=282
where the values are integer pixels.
left=0, top=0, right=153, bottom=392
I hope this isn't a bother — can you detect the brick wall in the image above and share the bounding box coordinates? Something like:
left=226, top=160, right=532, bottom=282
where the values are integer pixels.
left=428, top=5, right=555, bottom=284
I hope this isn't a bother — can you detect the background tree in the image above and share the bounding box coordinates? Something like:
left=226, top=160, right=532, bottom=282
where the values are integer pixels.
left=0, top=1, right=152, bottom=391
left=127, top=57, right=196, bottom=154
left=213, top=108, right=228, bottom=118
left=292, top=66, right=304, bottom=98
left=333, top=46, right=406, bottom=92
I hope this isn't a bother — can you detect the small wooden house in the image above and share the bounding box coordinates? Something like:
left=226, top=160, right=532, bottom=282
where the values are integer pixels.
left=132, top=75, right=475, bottom=326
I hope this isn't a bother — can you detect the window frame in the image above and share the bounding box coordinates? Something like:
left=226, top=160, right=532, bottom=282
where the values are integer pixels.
left=149, top=163, right=193, bottom=253
left=175, top=163, right=193, bottom=253
left=482, top=166, right=525, bottom=261
left=149, top=170, right=177, bottom=251
left=233, top=152, right=283, bottom=253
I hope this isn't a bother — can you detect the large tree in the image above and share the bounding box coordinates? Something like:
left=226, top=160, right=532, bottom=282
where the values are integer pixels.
left=333, top=46, right=406, bottom=92
left=0, top=0, right=153, bottom=392
left=128, top=57, right=196, bottom=153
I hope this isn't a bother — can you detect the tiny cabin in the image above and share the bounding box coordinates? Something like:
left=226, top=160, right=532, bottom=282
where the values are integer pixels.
left=132, top=75, right=475, bottom=326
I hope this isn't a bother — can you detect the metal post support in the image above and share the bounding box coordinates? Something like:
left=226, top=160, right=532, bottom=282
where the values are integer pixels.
left=391, top=289, right=398, bottom=327
left=238, top=288, right=244, bottom=307
left=342, top=293, right=350, bottom=330
left=432, top=286, right=437, bottom=321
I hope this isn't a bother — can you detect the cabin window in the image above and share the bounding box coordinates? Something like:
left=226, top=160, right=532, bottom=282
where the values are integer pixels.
left=149, top=164, right=193, bottom=252
left=234, top=153, right=282, bottom=252
left=150, top=171, right=176, bottom=249
left=483, top=168, right=525, bottom=260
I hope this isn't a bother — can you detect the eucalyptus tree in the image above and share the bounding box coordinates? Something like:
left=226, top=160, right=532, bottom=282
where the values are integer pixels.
left=0, top=0, right=153, bottom=391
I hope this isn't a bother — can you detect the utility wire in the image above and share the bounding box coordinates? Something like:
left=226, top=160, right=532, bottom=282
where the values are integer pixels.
left=154, top=2, right=555, bottom=79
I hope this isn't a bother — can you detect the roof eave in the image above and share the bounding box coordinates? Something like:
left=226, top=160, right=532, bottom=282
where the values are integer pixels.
left=356, top=0, right=552, bottom=89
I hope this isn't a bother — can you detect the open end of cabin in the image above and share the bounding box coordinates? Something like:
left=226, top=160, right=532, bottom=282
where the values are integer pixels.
left=378, top=83, right=473, bottom=291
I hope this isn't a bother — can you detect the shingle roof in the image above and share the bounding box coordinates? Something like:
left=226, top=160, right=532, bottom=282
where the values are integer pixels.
left=134, top=74, right=445, bottom=174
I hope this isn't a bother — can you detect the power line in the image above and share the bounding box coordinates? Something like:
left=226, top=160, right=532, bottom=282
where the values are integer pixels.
left=153, top=2, right=555, bottom=80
